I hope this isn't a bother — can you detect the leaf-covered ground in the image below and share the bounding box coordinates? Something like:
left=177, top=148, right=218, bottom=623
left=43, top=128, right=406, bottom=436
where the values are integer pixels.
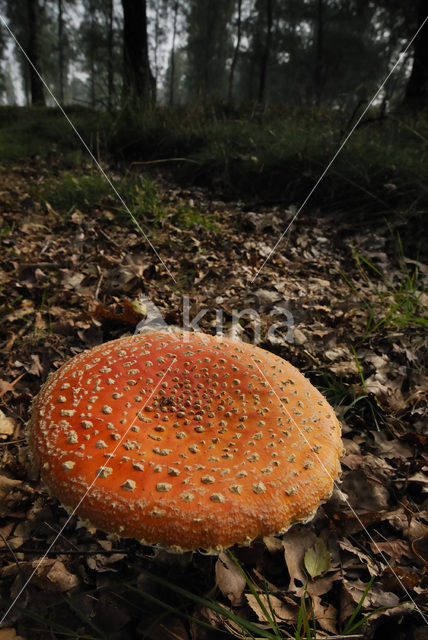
left=0, top=159, right=427, bottom=639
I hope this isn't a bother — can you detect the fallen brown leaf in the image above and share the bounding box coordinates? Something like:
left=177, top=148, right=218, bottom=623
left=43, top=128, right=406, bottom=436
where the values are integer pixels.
left=0, top=629, right=26, bottom=640
left=0, top=375, right=25, bottom=398
left=412, top=530, right=428, bottom=566
left=311, top=595, right=338, bottom=634
left=369, top=538, right=414, bottom=562
left=245, top=592, right=298, bottom=623
left=0, top=410, right=15, bottom=436
left=215, top=552, right=246, bottom=605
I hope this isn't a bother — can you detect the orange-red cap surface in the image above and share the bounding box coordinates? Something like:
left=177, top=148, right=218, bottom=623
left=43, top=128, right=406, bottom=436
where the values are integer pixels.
left=29, top=331, right=343, bottom=551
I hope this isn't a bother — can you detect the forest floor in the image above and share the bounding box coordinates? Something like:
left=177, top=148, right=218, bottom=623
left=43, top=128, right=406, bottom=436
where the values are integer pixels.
left=0, top=155, right=427, bottom=639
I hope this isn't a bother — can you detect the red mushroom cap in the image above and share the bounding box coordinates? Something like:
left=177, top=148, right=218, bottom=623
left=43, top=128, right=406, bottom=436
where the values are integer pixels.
left=29, top=331, right=342, bottom=552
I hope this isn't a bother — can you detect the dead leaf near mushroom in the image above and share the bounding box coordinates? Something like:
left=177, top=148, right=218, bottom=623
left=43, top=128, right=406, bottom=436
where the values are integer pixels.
left=245, top=591, right=299, bottom=625
left=215, top=552, right=246, bottom=605
left=0, top=410, right=15, bottom=438
left=9, top=558, right=79, bottom=594
left=0, top=629, right=26, bottom=640
left=412, top=530, right=428, bottom=566
left=91, top=297, right=146, bottom=329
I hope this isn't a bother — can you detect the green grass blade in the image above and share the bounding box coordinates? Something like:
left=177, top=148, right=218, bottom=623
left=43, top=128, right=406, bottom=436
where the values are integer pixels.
left=9, top=603, right=103, bottom=640
left=64, top=595, right=110, bottom=639
left=356, top=253, right=385, bottom=280
left=342, top=575, right=375, bottom=634
left=351, top=347, right=367, bottom=393
left=226, top=550, right=279, bottom=632
left=125, top=573, right=276, bottom=639
left=123, top=583, right=236, bottom=638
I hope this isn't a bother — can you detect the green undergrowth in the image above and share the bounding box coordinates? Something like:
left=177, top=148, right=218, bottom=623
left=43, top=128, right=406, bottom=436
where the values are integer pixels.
left=32, top=170, right=219, bottom=231
left=2, top=105, right=428, bottom=224
left=109, top=104, right=428, bottom=217
left=10, top=549, right=383, bottom=640
left=2, top=104, right=427, bottom=252
left=340, top=238, right=428, bottom=338
left=312, top=365, right=386, bottom=432
left=0, top=105, right=109, bottom=165
left=34, top=171, right=116, bottom=213
left=154, top=203, right=220, bottom=231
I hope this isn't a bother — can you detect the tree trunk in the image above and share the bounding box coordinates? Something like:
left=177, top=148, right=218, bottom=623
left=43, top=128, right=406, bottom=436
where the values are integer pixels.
left=169, top=0, right=179, bottom=107
left=107, top=0, right=114, bottom=111
left=313, top=0, right=324, bottom=107
left=57, top=0, right=64, bottom=103
left=121, top=0, right=155, bottom=109
left=26, top=0, right=45, bottom=105
left=89, top=0, right=96, bottom=109
left=258, top=0, right=273, bottom=108
left=153, top=0, right=160, bottom=89
left=23, top=63, right=30, bottom=105
left=404, top=0, right=428, bottom=106
left=228, top=0, right=242, bottom=103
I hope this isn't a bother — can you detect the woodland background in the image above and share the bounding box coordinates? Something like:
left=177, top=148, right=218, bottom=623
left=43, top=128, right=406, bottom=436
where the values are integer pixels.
left=0, top=1, right=427, bottom=640
left=1, top=0, right=428, bottom=112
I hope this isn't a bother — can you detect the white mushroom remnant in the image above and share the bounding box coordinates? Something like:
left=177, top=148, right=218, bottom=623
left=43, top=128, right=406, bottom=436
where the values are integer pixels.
left=28, top=330, right=343, bottom=552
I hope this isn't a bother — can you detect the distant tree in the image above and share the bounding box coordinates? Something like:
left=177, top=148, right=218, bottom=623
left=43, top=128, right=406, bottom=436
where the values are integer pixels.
left=165, top=45, right=187, bottom=105
left=313, top=0, right=324, bottom=107
left=0, top=1, right=6, bottom=99
left=106, top=0, right=114, bottom=110
left=168, top=0, right=180, bottom=106
left=228, top=0, right=242, bottom=102
left=121, top=0, right=155, bottom=108
left=78, top=0, right=122, bottom=109
left=57, top=0, right=64, bottom=101
left=2, top=64, right=17, bottom=104
left=148, top=0, right=169, bottom=102
left=26, top=0, right=45, bottom=104
left=404, top=0, right=428, bottom=106
left=40, top=0, right=76, bottom=106
left=4, top=0, right=67, bottom=105
left=238, top=0, right=277, bottom=105
left=257, top=0, right=273, bottom=107
left=185, top=0, right=234, bottom=103
left=53, top=1, right=79, bottom=104
left=87, top=0, right=97, bottom=107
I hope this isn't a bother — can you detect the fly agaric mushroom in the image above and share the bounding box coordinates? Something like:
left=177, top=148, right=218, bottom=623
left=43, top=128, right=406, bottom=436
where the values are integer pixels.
left=28, top=331, right=342, bottom=552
